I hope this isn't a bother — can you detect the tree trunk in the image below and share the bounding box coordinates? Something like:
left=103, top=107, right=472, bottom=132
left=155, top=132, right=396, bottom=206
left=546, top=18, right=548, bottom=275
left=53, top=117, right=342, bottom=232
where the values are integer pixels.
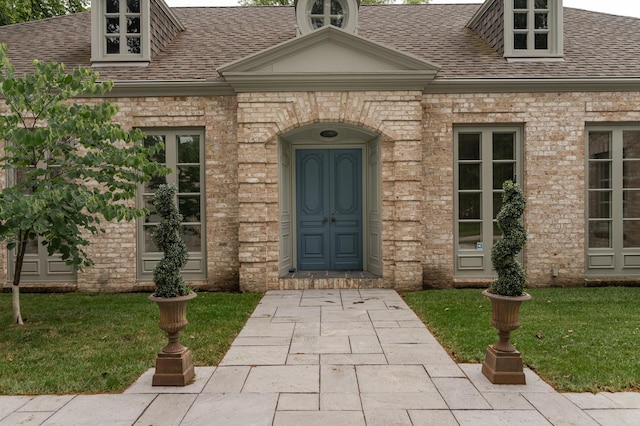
left=12, top=285, right=23, bottom=325
left=11, top=230, right=29, bottom=325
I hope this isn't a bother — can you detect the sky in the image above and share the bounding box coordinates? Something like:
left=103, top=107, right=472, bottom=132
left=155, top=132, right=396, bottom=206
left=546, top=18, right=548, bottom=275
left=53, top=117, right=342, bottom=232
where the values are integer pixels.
left=164, top=0, right=640, bottom=18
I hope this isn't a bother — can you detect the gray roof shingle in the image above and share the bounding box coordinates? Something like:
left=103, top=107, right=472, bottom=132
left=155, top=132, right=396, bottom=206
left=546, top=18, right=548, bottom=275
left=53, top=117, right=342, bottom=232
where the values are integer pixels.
left=1, top=4, right=639, bottom=82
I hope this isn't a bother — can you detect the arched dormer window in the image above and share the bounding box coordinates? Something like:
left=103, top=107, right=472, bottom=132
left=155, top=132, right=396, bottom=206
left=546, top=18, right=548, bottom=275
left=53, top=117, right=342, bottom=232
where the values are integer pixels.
left=296, top=0, right=359, bottom=35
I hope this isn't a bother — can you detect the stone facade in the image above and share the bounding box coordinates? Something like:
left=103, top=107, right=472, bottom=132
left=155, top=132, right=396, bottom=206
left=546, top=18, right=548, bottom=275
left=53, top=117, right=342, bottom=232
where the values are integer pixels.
left=3, top=90, right=640, bottom=292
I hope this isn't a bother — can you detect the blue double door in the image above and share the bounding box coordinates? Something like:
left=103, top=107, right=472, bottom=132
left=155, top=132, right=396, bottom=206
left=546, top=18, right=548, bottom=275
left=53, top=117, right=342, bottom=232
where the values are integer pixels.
left=296, top=149, right=363, bottom=270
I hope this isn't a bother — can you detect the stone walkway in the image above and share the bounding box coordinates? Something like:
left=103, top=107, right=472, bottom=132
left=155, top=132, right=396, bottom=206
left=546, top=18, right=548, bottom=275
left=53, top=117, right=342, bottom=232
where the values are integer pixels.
left=1, top=289, right=639, bottom=425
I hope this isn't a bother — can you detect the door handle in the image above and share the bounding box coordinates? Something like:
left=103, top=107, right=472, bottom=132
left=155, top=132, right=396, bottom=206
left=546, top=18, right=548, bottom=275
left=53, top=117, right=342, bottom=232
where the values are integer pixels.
left=322, top=217, right=328, bottom=224
left=331, top=215, right=336, bottom=223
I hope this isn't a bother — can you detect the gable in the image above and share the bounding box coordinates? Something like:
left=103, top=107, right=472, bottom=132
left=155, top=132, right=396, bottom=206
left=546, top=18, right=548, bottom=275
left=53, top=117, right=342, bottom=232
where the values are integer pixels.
left=218, top=25, right=441, bottom=92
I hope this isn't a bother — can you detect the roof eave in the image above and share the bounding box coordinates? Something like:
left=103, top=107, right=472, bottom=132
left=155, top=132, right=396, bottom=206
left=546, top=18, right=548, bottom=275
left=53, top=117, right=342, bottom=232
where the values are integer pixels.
left=222, top=71, right=439, bottom=92
left=425, top=78, right=640, bottom=93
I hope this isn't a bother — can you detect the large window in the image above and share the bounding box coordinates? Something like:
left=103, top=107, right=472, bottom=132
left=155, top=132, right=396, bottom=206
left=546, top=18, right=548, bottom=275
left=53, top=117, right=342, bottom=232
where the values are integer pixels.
left=454, top=126, right=523, bottom=277
left=91, top=0, right=149, bottom=62
left=8, top=161, right=76, bottom=283
left=137, top=129, right=206, bottom=280
left=587, top=127, right=640, bottom=275
left=504, top=0, right=563, bottom=59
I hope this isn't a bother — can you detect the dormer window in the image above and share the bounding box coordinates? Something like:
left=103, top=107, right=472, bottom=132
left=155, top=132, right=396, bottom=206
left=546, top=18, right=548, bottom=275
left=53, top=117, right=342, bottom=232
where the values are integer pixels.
left=296, top=0, right=359, bottom=35
left=105, top=0, right=141, bottom=55
left=91, top=0, right=150, bottom=63
left=505, top=0, right=563, bottom=59
left=310, top=0, right=346, bottom=29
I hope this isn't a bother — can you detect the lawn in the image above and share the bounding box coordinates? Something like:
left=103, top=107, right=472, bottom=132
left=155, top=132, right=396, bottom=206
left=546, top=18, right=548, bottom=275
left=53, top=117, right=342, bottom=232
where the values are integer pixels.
left=0, top=292, right=262, bottom=395
left=404, top=287, right=640, bottom=393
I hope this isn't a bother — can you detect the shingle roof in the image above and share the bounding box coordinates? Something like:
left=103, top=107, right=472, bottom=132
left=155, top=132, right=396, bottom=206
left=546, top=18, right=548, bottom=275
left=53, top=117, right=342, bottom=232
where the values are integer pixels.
left=1, top=4, right=639, bottom=82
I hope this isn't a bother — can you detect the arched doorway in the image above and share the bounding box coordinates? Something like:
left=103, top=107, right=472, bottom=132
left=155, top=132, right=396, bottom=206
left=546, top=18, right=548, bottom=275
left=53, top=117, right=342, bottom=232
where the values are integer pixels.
left=278, top=123, right=382, bottom=277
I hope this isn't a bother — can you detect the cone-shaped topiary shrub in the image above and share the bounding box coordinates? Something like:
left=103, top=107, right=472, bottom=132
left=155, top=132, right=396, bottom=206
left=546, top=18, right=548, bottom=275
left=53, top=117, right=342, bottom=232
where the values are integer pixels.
left=151, top=184, right=189, bottom=298
left=490, top=180, right=527, bottom=297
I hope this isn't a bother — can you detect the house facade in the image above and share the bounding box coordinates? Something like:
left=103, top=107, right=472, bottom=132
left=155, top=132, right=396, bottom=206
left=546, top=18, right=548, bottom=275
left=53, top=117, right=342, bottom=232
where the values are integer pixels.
left=2, top=0, right=640, bottom=293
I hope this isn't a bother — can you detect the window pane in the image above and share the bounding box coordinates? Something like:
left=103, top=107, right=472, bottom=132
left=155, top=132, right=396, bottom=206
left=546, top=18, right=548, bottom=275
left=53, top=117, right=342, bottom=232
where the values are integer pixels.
left=144, top=135, right=166, bottom=163
left=458, top=134, right=480, bottom=160
left=589, top=191, right=611, bottom=219
left=127, top=0, right=140, bottom=13
left=459, top=193, right=482, bottom=220
left=514, top=33, right=527, bottom=49
left=493, top=133, right=515, bottom=160
left=178, top=166, right=201, bottom=193
left=623, top=131, right=640, bottom=159
left=106, top=17, right=119, bottom=33
left=144, top=175, right=166, bottom=193
left=624, top=221, right=640, bottom=248
left=535, top=13, right=548, bottom=29
left=331, top=17, right=344, bottom=27
left=143, top=196, right=160, bottom=223
left=144, top=226, right=159, bottom=252
left=514, top=0, right=527, bottom=9
left=589, top=221, right=611, bottom=248
left=459, top=222, right=482, bottom=250
left=180, top=225, right=202, bottom=252
left=459, top=164, right=481, bottom=190
left=178, top=135, right=200, bottom=163
left=179, top=196, right=201, bottom=222
left=493, top=222, right=502, bottom=243
left=330, top=0, right=343, bottom=14
left=127, top=16, right=140, bottom=34
left=311, top=0, right=323, bottom=14
left=493, top=191, right=503, bottom=219
left=106, top=0, right=119, bottom=13
left=589, top=162, right=611, bottom=189
left=624, top=160, right=640, bottom=188
left=534, top=33, right=548, bottom=50
left=493, top=163, right=515, bottom=189
left=25, top=237, right=39, bottom=255
left=126, top=37, right=141, bottom=54
left=534, top=0, right=548, bottom=9
left=623, top=190, right=640, bottom=219
left=106, top=37, right=120, bottom=54
left=514, top=13, right=528, bottom=29
left=589, top=132, right=611, bottom=159
left=311, top=17, right=323, bottom=29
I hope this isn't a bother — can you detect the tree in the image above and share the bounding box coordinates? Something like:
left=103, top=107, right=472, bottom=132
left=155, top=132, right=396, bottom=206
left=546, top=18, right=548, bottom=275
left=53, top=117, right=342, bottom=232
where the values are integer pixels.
left=0, top=43, right=168, bottom=324
left=238, top=0, right=429, bottom=5
left=0, top=0, right=88, bottom=26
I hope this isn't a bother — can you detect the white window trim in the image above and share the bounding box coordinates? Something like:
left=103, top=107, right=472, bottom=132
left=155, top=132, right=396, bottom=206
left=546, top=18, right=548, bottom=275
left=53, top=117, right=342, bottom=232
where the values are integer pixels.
left=504, top=0, right=563, bottom=59
left=296, top=0, right=358, bottom=36
left=91, top=0, right=151, bottom=63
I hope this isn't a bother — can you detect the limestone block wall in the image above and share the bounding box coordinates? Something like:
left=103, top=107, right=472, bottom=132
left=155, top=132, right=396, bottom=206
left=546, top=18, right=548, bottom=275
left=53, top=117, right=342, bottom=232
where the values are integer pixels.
left=236, top=91, right=425, bottom=292
left=422, top=90, right=640, bottom=288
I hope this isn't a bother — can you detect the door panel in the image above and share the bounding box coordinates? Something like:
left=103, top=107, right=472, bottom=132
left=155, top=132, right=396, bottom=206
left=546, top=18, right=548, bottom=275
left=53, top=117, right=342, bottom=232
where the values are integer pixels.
left=296, top=149, right=362, bottom=270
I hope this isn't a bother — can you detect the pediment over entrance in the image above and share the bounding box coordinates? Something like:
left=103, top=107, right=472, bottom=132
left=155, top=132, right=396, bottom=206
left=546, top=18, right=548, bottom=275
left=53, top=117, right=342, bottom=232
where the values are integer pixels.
left=218, top=26, right=441, bottom=92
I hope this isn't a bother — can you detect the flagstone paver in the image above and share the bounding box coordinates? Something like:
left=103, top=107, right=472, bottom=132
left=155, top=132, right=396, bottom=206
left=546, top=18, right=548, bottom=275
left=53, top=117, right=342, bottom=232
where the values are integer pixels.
left=0, top=289, right=636, bottom=425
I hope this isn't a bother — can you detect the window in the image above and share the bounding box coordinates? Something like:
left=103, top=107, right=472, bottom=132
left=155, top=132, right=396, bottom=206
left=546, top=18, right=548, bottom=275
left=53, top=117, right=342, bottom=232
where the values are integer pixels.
left=454, top=126, right=523, bottom=276
left=504, top=0, right=563, bottom=59
left=91, top=0, right=149, bottom=62
left=296, top=0, right=358, bottom=35
left=137, top=129, right=206, bottom=280
left=8, top=161, right=75, bottom=283
left=309, top=0, right=347, bottom=29
left=586, top=127, right=640, bottom=275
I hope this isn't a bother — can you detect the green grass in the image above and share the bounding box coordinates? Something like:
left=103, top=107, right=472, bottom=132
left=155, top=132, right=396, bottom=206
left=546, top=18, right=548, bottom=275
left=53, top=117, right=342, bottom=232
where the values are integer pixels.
left=404, top=287, right=640, bottom=392
left=0, top=292, right=262, bottom=395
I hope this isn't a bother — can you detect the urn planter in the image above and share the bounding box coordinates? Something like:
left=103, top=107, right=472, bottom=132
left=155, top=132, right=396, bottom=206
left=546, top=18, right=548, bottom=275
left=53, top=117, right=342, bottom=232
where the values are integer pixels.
left=149, top=292, right=197, bottom=386
left=481, top=289, right=532, bottom=384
